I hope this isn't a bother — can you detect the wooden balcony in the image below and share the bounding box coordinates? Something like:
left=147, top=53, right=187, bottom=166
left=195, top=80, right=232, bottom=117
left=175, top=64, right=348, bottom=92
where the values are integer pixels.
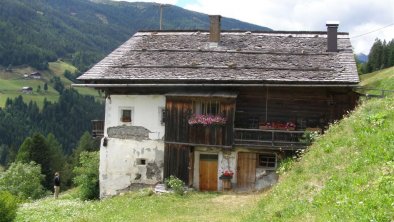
left=234, top=128, right=307, bottom=150
left=91, top=120, right=104, bottom=138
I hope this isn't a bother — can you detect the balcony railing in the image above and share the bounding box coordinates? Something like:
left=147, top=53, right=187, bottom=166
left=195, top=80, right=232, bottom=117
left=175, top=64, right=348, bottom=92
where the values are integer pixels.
left=91, top=120, right=104, bottom=138
left=234, top=128, right=307, bottom=149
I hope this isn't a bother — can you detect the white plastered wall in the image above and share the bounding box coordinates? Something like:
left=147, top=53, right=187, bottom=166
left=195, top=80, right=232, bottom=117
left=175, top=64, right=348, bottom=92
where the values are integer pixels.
left=100, top=95, right=165, bottom=198
left=104, top=95, right=165, bottom=140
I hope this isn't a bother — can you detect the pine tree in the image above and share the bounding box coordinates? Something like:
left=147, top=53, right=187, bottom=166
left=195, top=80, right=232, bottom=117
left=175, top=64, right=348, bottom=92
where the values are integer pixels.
left=367, top=39, right=384, bottom=72
left=366, top=38, right=394, bottom=73
left=71, top=131, right=98, bottom=167
left=46, top=133, right=70, bottom=188
left=388, top=40, right=394, bottom=67
left=46, top=133, right=65, bottom=174
left=16, top=133, right=53, bottom=189
left=44, top=83, right=48, bottom=92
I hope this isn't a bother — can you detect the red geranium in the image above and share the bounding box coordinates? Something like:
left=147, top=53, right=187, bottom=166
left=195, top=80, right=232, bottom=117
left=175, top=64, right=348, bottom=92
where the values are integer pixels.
left=220, top=170, right=234, bottom=179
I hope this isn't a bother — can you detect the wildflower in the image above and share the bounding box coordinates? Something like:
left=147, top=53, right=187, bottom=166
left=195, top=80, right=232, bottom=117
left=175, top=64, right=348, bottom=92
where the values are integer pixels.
left=188, top=114, right=227, bottom=126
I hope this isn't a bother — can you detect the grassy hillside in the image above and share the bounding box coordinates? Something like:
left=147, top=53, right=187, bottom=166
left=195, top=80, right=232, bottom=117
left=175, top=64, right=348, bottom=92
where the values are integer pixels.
left=0, top=61, right=99, bottom=109
left=0, top=66, right=59, bottom=109
left=246, top=96, right=394, bottom=221
left=360, top=66, right=394, bottom=90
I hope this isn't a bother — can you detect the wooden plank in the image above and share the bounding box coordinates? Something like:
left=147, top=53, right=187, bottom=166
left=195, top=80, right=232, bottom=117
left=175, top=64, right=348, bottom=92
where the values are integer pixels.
left=237, top=152, right=256, bottom=189
left=163, top=144, right=191, bottom=184
left=199, top=154, right=218, bottom=191
left=165, top=97, right=235, bottom=146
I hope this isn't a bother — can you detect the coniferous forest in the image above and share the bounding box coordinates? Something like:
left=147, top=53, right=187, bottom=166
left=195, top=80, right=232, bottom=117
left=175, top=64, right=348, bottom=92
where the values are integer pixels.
left=0, top=87, right=103, bottom=166
left=0, top=0, right=268, bottom=71
left=358, top=38, right=394, bottom=74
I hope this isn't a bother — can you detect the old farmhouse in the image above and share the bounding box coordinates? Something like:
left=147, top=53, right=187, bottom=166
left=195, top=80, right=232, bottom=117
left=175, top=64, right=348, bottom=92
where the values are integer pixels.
left=77, top=16, right=359, bottom=197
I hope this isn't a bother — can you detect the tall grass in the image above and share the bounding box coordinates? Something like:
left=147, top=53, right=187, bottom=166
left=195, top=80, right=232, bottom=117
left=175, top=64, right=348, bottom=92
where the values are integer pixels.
left=247, top=96, right=394, bottom=221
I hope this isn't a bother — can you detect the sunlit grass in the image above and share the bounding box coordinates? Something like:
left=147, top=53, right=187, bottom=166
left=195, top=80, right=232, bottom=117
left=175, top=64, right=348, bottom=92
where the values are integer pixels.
left=360, top=66, right=394, bottom=90
left=0, top=61, right=101, bottom=108
left=0, top=79, right=59, bottom=108
left=247, top=96, right=394, bottom=221
left=48, top=61, right=100, bottom=98
left=16, top=190, right=259, bottom=222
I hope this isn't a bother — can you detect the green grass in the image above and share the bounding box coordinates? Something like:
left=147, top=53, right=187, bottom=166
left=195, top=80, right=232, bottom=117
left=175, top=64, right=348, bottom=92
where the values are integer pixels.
left=0, top=61, right=100, bottom=108
left=16, top=190, right=259, bottom=222
left=0, top=78, right=59, bottom=108
left=246, top=96, right=394, bottom=221
left=47, top=61, right=99, bottom=98
left=358, top=66, right=394, bottom=96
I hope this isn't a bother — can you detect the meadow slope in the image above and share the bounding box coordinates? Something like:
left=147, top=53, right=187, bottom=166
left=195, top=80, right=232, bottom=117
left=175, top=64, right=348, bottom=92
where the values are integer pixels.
left=247, top=96, right=394, bottom=221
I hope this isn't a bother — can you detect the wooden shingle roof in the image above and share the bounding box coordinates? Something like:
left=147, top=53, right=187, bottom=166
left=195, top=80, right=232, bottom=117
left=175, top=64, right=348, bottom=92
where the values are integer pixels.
left=78, top=30, right=359, bottom=85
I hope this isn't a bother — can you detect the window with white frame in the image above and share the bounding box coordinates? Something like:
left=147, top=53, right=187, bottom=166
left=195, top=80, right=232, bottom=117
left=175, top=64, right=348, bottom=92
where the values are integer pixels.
left=120, top=107, right=133, bottom=123
left=257, top=153, right=277, bottom=168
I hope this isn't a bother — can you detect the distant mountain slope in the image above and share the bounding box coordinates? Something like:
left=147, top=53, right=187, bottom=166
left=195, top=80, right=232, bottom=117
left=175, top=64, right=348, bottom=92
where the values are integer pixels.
left=0, top=0, right=270, bottom=71
left=356, top=53, right=368, bottom=63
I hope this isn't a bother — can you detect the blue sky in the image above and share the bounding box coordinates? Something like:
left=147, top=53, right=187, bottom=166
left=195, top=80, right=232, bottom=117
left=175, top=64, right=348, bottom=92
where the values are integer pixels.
left=115, top=0, right=394, bottom=54
left=175, top=0, right=193, bottom=7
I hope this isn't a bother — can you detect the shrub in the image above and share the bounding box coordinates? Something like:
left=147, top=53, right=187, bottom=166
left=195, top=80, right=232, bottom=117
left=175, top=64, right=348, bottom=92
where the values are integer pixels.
left=276, top=158, right=294, bottom=175
left=73, top=151, right=99, bottom=200
left=164, top=175, right=185, bottom=195
left=300, top=131, right=320, bottom=145
left=0, top=161, right=45, bottom=200
left=0, top=191, right=18, bottom=222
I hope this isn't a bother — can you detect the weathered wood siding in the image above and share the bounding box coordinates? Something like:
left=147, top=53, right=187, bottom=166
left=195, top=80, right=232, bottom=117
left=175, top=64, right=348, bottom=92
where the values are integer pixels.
left=165, top=96, right=235, bottom=146
left=235, top=87, right=358, bottom=129
left=163, top=144, right=191, bottom=184
left=237, top=152, right=257, bottom=189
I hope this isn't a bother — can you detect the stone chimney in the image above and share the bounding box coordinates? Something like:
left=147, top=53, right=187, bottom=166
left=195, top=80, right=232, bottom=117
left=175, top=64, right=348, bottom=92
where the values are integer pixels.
left=209, top=15, right=221, bottom=46
left=326, top=21, right=339, bottom=52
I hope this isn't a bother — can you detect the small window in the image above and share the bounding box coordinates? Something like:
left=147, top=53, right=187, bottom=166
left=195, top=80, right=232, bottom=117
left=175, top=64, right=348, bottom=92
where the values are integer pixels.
left=159, top=107, right=166, bottom=125
left=193, top=100, right=220, bottom=115
left=258, top=153, right=277, bottom=168
left=120, top=109, right=132, bottom=123
left=136, top=158, right=146, bottom=165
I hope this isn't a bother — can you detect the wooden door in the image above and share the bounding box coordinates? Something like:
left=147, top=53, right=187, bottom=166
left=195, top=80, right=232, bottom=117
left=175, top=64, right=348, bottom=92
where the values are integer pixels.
left=164, top=144, right=191, bottom=184
left=199, top=154, right=218, bottom=191
left=237, top=152, right=256, bottom=189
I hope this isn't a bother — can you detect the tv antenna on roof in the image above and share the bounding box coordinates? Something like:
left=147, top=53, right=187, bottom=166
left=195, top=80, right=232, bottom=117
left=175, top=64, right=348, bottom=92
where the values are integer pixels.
left=159, top=4, right=169, bottom=30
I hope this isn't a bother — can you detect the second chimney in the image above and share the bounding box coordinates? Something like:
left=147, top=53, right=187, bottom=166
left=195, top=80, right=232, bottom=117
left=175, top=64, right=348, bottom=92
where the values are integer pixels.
left=209, top=15, right=221, bottom=44
left=326, top=21, right=339, bottom=52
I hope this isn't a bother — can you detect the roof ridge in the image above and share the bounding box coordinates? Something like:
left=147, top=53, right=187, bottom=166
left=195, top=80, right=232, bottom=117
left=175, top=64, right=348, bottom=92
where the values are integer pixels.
left=137, top=30, right=349, bottom=35
left=128, top=48, right=332, bottom=55
left=111, top=64, right=335, bottom=72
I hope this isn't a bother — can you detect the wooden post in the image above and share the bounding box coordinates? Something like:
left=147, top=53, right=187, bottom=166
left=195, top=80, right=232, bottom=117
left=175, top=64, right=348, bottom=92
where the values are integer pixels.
left=222, top=178, right=232, bottom=191
left=159, top=4, right=169, bottom=30
left=160, top=4, right=163, bottom=30
left=271, top=131, right=274, bottom=146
